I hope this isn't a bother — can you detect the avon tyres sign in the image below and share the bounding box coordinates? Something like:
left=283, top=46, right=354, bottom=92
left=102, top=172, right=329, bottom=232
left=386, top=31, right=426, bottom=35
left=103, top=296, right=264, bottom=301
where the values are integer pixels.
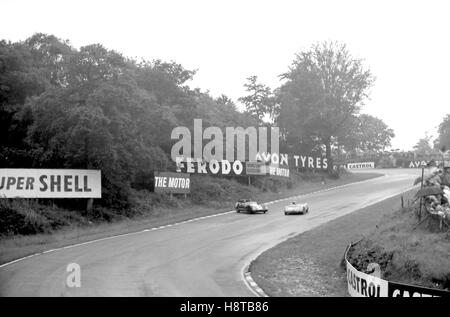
left=406, top=161, right=428, bottom=168
left=154, top=172, right=190, bottom=194
left=0, top=169, right=101, bottom=198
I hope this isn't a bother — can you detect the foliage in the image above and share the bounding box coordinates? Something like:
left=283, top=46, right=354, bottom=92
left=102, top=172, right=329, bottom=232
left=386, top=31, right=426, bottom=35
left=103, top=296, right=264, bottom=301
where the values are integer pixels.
left=435, top=114, right=450, bottom=152
left=238, top=76, right=276, bottom=123
left=413, top=133, right=436, bottom=156
left=1, top=33, right=258, bottom=211
left=276, top=41, right=376, bottom=171
left=339, top=114, right=394, bottom=152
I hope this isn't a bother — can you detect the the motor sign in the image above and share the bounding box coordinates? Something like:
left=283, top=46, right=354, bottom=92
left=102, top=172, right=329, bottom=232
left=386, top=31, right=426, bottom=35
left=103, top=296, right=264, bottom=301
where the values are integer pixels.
left=0, top=169, right=101, bottom=198
left=154, top=172, right=190, bottom=194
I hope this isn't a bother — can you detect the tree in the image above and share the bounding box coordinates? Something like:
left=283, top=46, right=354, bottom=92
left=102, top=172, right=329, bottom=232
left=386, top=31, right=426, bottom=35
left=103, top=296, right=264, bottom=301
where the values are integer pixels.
left=25, top=33, right=73, bottom=87
left=238, top=75, right=276, bottom=123
left=276, top=41, right=375, bottom=172
left=339, top=114, right=395, bottom=152
left=436, top=114, right=450, bottom=152
left=0, top=38, right=54, bottom=167
left=414, top=133, right=434, bottom=156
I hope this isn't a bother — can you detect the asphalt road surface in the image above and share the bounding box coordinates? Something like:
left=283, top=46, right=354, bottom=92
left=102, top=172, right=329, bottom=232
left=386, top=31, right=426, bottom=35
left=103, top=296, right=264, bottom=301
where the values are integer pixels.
left=0, top=169, right=419, bottom=296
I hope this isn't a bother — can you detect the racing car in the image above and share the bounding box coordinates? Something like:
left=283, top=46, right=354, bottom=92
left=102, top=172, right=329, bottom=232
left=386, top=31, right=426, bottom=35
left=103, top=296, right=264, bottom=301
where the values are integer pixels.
left=235, top=199, right=268, bottom=214
left=284, top=202, right=309, bottom=215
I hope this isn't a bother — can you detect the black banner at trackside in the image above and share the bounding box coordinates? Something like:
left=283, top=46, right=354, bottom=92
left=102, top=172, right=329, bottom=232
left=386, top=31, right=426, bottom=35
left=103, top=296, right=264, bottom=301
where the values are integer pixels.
left=388, top=281, right=450, bottom=297
left=345, top=244, right=450, bottom=297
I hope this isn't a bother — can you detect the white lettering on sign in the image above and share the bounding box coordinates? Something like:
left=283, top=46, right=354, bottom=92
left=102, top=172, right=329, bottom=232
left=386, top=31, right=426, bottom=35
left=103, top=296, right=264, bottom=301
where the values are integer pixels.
left=346, top=162, right=375, bottom=169
left=268, top=166, right=290, bottom=177
left=0, top=169, right=101, bottom=198
left=408, top=161, right=428, bottom=168
left=346, top=259, right=388, bottom=297
left=154, top=172, right=190, bottom=194
left=391, top=289, right=435, bottom=297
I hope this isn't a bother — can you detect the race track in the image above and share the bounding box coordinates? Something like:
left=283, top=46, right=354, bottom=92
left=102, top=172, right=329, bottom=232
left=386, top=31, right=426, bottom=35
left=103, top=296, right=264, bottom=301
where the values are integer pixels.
left=0, top=169, right=419, bottom=296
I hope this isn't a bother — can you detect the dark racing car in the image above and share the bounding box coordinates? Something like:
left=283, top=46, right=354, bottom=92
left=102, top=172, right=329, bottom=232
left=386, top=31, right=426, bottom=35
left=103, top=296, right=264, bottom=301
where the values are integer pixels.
left=235, top=199, right=268, bottom=214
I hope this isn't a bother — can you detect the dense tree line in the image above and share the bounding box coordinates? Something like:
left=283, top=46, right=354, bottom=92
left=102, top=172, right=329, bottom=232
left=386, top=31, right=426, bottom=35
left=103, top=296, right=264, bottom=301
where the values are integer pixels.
left=0, top=33, right=258, bottom=210
left=1, top=34, right=395, bottom=211
left=239, top=42, right=395, bottom=171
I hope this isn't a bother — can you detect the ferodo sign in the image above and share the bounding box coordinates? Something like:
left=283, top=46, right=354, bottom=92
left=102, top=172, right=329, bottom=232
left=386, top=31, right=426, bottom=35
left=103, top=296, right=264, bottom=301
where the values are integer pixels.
left=346, top=162, right=375, bottom=169
left=154, top=172, right=190, bottom=194
left=346, top=257, right=388, bottom=297
left=0, top=169, right=101, bottom=198
left=176, top=158, right=244, bottom=176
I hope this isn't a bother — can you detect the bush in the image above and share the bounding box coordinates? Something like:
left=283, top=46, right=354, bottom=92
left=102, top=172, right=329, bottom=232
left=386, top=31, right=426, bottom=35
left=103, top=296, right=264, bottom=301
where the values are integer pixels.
left=129, top=189, right=182, bottom=217
left=0, top=199, right=53, bottom=236
left=189, top=175, right=256, bottom=204
left=0, top=199, right=89, bottom=237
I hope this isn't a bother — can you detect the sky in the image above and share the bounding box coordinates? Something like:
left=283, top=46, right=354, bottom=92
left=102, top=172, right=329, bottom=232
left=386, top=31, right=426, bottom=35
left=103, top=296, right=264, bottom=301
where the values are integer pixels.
left=1, top=0, right=449, bottom=151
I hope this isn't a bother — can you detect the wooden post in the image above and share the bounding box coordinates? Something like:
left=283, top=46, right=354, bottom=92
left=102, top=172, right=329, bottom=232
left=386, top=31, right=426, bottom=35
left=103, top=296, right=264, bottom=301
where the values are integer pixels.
left=86, top=198, right=93, bottom=213
left=418, top=167, right=424, bottom=220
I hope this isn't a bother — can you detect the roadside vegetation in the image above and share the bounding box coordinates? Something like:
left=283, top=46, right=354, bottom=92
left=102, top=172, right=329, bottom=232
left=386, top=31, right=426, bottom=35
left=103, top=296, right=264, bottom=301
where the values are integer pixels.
left=348, top=165, right=450, bottom=291
left=1, top=34, right=393, bottom=219
left=250, top=188, right=450, bottom=296
left=0, top=170, right=381, bottom=264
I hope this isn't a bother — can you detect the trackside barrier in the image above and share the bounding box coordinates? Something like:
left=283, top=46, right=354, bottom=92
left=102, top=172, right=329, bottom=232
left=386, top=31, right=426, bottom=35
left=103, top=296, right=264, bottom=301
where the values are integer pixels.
left=344, top=243, right=450, bottom=297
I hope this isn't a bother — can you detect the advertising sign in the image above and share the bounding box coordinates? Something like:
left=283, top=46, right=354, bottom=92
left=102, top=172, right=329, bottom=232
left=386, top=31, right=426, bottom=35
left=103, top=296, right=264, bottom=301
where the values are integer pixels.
left=346, top=258, right=388, bottom=297
left=245, top=162, right=266, bottom=175
left=346, top=162, right=375, bottom=169
left=154, top=172, right=190, bottom=194
left=0, top=169, right=101, bottom=198
left=388, top=281, right=449, bottom=297
left=345, top=244, right=450, bottom=297
left=406, top=161, right=429, bottom=168
left=176, top=159, right=245, bottom=176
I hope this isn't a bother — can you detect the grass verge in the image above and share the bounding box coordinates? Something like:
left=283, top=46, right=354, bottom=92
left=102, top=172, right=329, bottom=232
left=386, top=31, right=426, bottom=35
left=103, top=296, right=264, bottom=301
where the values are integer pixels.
left=250, top=188, right=424, bottom=296
left=0, top=172, right=381, bottom=265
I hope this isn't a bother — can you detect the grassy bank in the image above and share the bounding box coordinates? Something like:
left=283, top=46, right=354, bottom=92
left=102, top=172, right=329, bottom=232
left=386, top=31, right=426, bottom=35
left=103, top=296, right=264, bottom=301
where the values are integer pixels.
left=0, top=171, right=381, bottom=265
left=249, top=189, right=419, bottom=296
left=347, top=202, right=450, bottom=290
left=250, top=188, right=450, bottom=296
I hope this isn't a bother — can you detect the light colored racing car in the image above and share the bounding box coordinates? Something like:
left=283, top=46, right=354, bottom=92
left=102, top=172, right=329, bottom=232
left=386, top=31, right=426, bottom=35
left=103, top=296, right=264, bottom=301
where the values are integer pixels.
left=284, top=202, right=309, bottom=215
left=235, top=199, right=268, bottom=214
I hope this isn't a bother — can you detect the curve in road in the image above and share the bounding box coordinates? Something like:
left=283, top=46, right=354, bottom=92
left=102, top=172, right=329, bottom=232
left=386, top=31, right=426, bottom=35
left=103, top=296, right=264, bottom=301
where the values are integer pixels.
left=0, top=169, right=419, bottom=296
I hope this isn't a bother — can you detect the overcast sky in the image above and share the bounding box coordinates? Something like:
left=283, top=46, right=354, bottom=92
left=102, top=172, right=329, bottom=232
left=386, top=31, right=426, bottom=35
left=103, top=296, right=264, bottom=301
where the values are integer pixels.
left=1, top=0, right=449, bottom=151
